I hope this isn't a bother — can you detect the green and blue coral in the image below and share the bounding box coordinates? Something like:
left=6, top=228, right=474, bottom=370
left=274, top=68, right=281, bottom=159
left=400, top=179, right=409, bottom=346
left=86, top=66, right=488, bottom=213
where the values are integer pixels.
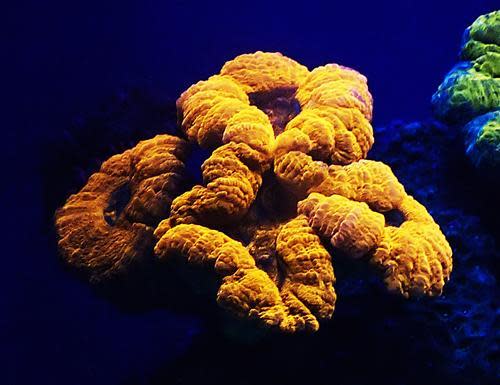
left=464, top=110, right=500, bottom=169
left=432, top=10, right=500, bottom=172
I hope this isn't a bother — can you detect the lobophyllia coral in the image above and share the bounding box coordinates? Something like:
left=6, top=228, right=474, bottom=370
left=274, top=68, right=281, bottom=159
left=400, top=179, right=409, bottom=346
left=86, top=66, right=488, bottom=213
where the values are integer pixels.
left=56, top=51, right=452, bottom=332
left=55, top=134, right=188, bottom=282
left=432, top=11, right=499, bottom=171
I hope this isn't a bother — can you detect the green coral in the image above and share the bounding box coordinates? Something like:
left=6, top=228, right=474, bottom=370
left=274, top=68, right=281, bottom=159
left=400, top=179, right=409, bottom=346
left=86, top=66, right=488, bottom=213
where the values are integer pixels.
left=461, top=10, right=500, bottom=61
left=471, top=52, right=500, bottom=77
left=464, top=110, right=500, bottom=170
left=432, top=62, right=499, bottom=124
left=432, top=10, right=500, bottom=172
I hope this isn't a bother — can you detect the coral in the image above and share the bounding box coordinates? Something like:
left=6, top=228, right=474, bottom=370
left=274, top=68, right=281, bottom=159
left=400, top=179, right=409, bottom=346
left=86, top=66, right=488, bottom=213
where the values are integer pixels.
left=432, top=62, right=499, bottom=124
left=154, top=219, right=334, bottom=332
left=171, top=51, right=375, bottom=230
left=56, top=51, right=452, bottom=333
left=432, top=11, right=500, bottom=171
left=370, top=195, right=453, bottom=298
left=298, top=191, right=452, bottom=297
left=275, top=215, right=336, bottom=324
left=170, top=72, right=275, bottom=227
left=283, top=63, right=374, bottom=163
left=298, top=193, right=385, bottom=257
left=310, top=160, right=406, bottom=211
left=155, top=223, right=287, bottom=327
left=460, top=11, right=500, bottom=66
left=463, top=110, right=500, bottom=169
left=166, top=140, right=268, bottom=228
left=55, top=134, right=188, bottom=282
left=220, top=51, right=309, bottom=94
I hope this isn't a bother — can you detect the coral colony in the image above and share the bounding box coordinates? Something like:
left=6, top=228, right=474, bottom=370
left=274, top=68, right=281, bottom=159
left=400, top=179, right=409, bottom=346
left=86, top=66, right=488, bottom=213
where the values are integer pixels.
left=56, top=52, right=452, bottom=333
left=432, top=10, right=499, bottom=171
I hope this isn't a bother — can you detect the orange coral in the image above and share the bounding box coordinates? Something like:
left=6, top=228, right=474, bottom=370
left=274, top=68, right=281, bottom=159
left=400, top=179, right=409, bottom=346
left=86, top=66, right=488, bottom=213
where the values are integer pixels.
left=165, top=140, right=269, bottom=228
left=172, top=51, right=375, bottom=228
left=55, top=135, right=188, bottom=282
left=154, top=220, right=333, bottom=332
left=293, top=64, right=374, bottom=163
left=311, top=160, right=406, bottom=212
left=371, top=196, right=453, bottom=297
left=220, top=51, right=309, bottom=93
left=297, top=162, right=452, bottom=297
left=272, top=64, right=374, bottom=198
left=55, top=51, right=453, bottom=333
left=276, top=215, right=336, bottom=323
left=298, top=193, right=385, bottom=258
left=169, top=86, right=275, bottom=228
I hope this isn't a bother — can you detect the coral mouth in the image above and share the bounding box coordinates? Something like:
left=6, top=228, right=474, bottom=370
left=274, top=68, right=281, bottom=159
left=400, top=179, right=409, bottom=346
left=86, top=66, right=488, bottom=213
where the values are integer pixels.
left=383, top=209, right=406, bottom=227
left=248, top=88, right=301, bottom=136
left=104, top=183, right=132, bottom=226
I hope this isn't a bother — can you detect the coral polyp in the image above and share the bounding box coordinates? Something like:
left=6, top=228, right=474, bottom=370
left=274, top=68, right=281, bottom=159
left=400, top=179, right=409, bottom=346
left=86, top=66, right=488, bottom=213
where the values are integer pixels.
left=55, top=51, right=452, bottom=332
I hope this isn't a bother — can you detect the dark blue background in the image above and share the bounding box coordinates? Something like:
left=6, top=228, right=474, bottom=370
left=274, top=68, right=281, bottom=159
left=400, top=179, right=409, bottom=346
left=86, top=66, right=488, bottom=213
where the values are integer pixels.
left=3, top=1, right=498, bottom=384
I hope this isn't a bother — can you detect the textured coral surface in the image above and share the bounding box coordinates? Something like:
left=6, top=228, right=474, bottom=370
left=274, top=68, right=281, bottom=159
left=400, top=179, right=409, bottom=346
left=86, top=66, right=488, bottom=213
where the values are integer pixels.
left=464, top=110, right=500, bottom=169
left=55, top=134, right=188, bottom=282
left=55, top=52, right=452, bottom=333
left=432, top=10, right=500, bottom=171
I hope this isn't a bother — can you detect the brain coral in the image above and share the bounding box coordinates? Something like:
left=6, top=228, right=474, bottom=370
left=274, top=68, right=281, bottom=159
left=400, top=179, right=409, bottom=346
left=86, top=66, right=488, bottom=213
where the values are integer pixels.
left=432, top=10, right=500, bottom=171
left=55, top=51, right=452, bottom=332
